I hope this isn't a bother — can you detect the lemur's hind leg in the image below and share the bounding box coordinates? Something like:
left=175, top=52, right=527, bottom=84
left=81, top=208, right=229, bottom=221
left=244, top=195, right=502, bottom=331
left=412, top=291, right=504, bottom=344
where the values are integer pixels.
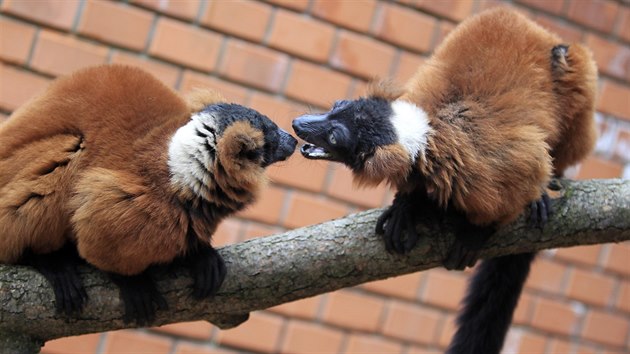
left=20, top=243, right=88, bottom=316
left=109, top=270, right=168, bottom=326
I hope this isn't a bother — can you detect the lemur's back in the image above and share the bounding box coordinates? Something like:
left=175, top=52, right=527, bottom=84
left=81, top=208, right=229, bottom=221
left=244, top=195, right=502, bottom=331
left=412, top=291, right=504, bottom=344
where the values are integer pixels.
left=404, top=7, right=597, bottom=175
left=0, top=65, right=188, bottom=262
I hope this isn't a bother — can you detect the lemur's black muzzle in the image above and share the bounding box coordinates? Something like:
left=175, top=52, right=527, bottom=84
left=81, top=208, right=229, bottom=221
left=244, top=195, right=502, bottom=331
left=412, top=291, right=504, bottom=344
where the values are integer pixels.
left=273, top=128, right=297, bottom=163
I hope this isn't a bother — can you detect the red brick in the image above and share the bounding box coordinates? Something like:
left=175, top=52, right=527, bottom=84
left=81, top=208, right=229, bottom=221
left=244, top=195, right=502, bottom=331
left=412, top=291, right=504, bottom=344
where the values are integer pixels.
left=201, top=0, right=272, bottom=42
left=344, top=334, right=404, bottom=354
left=503, top=330, right=547, bottom=354
left=131, top=0, right=200, bottom=20
left=602, top=242, right=630, bottom=276
left=322, top=290, right=385, bottom=332
left=284, top=191, right=349, bottom=229
left=331, top=31, right=396, bottom=79
left=362, top=272, right=423, bottom=300
left=41, top=333, right=101, bottom=354
left=31, top=30, right=108, bottom=76
left=525, top=258, right=567, bottom=294
left=268, top=296, right=322, bottom=319
left=393, top=52, right=425, bottom=84
left=547, top=338, right=573, bottom=354
left=406, top=346, right=436, bottom=354
left=516, top=0, right=565, bottom=14
left=326, top=165, right=389, bottom=208
left=567, top=0, right=619, bottom=33
left=179, top=71, right=249, bottom=105
left=216, top=311, right=284, bottom=353
left=174, top=343, right=236, bottom=354
left=512, top=292, right=535, bottom=325
left=382, top=302, right=441, bottom=345
left=616, top=280, right=630, bottom=313
left=566, top=268, right=615, bottom=306
left=586, top=33, right=630, bottom=81
left=0, top=64, right=50, bottom=111
left=281, top=320, right=345, bottom=353
left=554, top=244, right=602, bottom=266
left=242, top=223, right=280, bottom=241
left=267, top=154, right=330, bottom=193
left=576, top=156, right=624, bottom=179
left=284, top=60, right=352, bottom=108
left=212, top=219, right=243, bottom=246
left=414, top=0, right=474, bottom=22
left=248, top=92, right=306, bottom=132
left=219, top=40, right=289, bottom=93
left=420, top=269, right=468, bottom=310
left=581, top=310, right=629, bottom=347
left=533, top=14, right=583, bottom=43
left=268, top=10, right=335, bottom=63
left=434, top=21, right=456, bottom=49
left=149, top=18, right=222, bottom=72
left=102, top=330, right=171, bottom=354
left=1, top=0, right=79, bottom=31
left=110, top=51, right=180, bottom=88
left=618, top=7, right=630, bottom=43
left=614, top=125, right=630, bottom=161
left=78, top=0, right=153, bottom=51
left=152, top=321, right=212, bottom=340
left=311, top=0, right=377, bottom=32
left=264, top=0, right=310, bottom=11
left=373, top=3, right=436, bottom=53
left=0, top=18, right=36, bottom=65
left=597, top=81, right=630, bottom=120
left=531, top=297, right=579, bottom=335
left=237, top=185, right=286, bottom=224
left=430, top=315, right=453, bottom=348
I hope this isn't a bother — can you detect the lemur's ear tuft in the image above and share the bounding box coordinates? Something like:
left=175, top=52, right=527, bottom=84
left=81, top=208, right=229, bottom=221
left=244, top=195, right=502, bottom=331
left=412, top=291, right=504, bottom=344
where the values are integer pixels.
left=217, top=121, right=265, bottom=170
left=354, top=144, right=411, bottom=187
left=185, top=88, right=225, bottom=113
left=366, top=78, right=405, bottom=101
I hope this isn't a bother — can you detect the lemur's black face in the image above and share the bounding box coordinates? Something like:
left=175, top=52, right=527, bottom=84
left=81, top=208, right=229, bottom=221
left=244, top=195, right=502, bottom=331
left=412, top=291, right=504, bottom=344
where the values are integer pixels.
left=209, top=104, right=297, bottom=167
left=292, top=98, right=397, bottom=170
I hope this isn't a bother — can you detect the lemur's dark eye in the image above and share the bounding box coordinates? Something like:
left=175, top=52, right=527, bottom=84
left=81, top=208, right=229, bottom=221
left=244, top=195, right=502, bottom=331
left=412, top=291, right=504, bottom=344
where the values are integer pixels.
left=328, top=133, right=337, bottom=145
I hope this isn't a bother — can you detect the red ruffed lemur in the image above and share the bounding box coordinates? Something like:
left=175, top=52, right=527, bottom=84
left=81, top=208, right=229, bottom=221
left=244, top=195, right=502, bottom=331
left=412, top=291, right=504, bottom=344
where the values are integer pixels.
left=0, top=64, right=296, bottom=325
left=292, top=8, right=597, bottom=354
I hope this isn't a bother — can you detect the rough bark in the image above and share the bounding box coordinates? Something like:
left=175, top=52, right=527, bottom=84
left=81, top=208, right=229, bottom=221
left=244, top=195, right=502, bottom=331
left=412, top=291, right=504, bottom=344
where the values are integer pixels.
left=1, top=179, right=629, bottom=352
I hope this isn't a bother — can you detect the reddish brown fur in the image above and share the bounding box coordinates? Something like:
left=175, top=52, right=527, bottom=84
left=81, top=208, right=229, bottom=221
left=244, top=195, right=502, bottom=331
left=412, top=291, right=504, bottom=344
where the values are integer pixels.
left=379, top=8, right=597, bottom=225
left=0, top=65, right=265, bottom=275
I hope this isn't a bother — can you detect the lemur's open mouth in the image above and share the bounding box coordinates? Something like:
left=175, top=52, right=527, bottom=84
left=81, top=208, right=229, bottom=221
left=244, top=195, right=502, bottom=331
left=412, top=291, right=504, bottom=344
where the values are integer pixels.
left=300, top=143, right=332, bottom=160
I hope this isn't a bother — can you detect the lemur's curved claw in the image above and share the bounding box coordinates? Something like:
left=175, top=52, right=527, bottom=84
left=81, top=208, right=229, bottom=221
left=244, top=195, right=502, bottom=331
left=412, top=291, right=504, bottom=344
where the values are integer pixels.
left=529, top=191, right=553, bottom=229
left=376, top=193, right=420, bottom=255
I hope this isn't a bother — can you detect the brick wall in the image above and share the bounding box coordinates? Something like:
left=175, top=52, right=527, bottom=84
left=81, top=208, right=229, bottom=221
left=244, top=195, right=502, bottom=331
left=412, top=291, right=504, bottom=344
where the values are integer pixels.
left=1, top=0, right=629, bottom=353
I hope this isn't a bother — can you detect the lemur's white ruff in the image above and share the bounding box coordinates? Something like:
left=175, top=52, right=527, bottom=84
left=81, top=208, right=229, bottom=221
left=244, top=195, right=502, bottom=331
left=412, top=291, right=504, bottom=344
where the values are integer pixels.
left=168, top=111, right=218, bottom=198
left=390, top=100, right=432, bottom=161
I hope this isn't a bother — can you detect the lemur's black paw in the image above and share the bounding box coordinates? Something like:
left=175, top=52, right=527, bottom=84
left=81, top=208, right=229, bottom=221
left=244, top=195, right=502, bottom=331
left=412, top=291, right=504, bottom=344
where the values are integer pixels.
left=529, top=191, right=553, bottom=229
left=444, top=221, right=495, bottom=270
left=25, top=246, right=88, bottom=317
left=191, top=245, right=226, bottom=299
left=376, top=194, right=419, bottom=254
left=48, top=265, right=88, bottom=317
left=551, top=44, right=569, bottom=73
left=110, top=272, right=168, bottom=326
left=444, top=241, right=480, bottom=270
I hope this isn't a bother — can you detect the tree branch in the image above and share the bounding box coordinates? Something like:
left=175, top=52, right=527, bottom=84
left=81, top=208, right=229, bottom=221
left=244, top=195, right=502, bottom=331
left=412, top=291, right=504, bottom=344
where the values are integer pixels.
left=1, top=179, right=629, bottom=350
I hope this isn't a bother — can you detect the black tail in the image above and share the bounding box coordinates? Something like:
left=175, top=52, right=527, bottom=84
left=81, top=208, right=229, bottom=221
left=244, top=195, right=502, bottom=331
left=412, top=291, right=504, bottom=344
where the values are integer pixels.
left=446, top=252, right=536, bottom=354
